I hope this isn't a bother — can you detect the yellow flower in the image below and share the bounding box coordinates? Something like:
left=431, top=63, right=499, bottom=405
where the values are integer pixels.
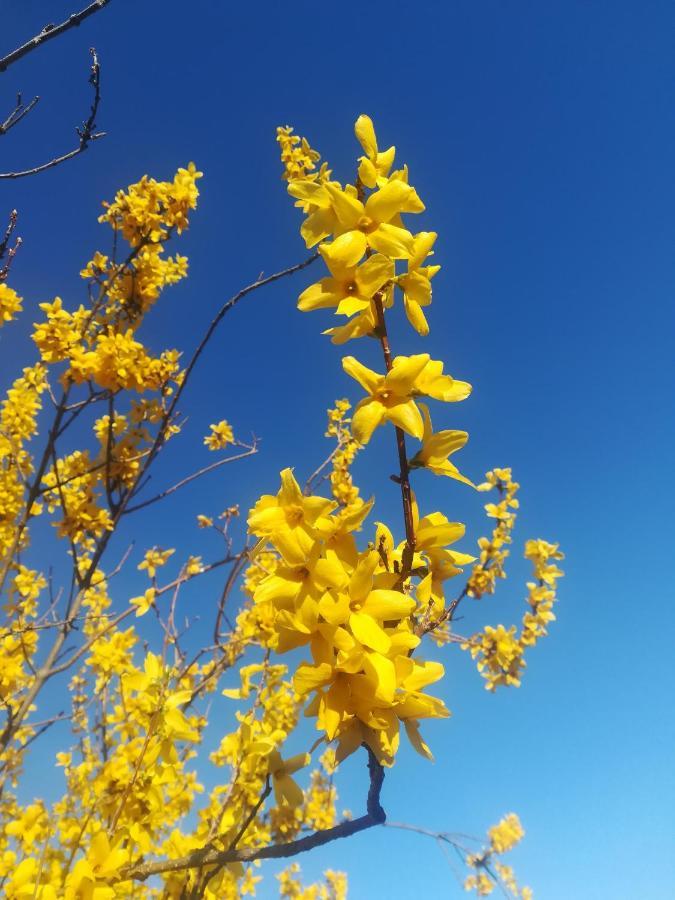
left=0, top=283, right=23, bottom=326
left=5, top=858, right=56, bottom=899
left=65, top=831, right=127, bottom=898
left=277, top=125, right=321, bottom=182
left=396, top=231, right=441, bottom=336
left=323, top=179, right=424, bottom=260
left=130, top=587, right=156, bottom=617
left=138, top=547, right=174, bottom=578
left=297, top=234, right=393, bottom=316
left=488, top=813, right=525, bottom=853
left=184, top=555, right=204, bottom=576
left=267, top=749, right=311, bottom=807
left=409, top=403, right=473, bottom=485
left=248, top=468, right=336, bottom=565
left=204, top=419, right=235, bottom=449
left=342, top=353, right=472, bottom=444
left=355, top=114, right=396, bottom=188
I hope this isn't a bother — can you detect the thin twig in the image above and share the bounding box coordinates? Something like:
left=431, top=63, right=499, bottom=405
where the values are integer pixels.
left=0, top=1, right=111, bottom=73
left=123, top=441, right=259, bottom=514
left=372, top=290, right=416, bottom=575
left=0, top=210, right=21, bottom=281
left=0, top=48, right=104, bottom=180
left=0, top=93, right=39, bottom=136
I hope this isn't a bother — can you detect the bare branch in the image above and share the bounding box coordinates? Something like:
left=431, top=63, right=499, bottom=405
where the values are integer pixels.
left=0, top=93, right=39, bottom=136
left=0, top=209, right=21, bottom=281
left=123, top=440, right=260, bottom=515
left=0, top=48, right=104, bottom=180
left=0, top=1, right=111, bottom=73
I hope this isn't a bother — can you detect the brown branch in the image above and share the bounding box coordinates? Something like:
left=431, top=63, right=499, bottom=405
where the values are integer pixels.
left=303, top=444, right=341, bottom=496
left=123, top=441, right=259, bottom=515
left=116, top=746, right=385, bottom=883
left=45, top=554, right=236, bottom=678
left=0, top=93, right=39, bottom=136
left=213, top=547, right=250, bottom=643
left=372, top=292, right=416, bottom=574
left=119, top=254, right=319, bottom=523
left=0, top=48, right=104, bottom=180
left=231, top=776, right=272, bottom=851
left=163, top=254, right=320, bottom=431
left=0, top=1, right=111, bottom=73
left=0, top=209, right=21, bottom=281
left=190, top=775, right=273, bottom=899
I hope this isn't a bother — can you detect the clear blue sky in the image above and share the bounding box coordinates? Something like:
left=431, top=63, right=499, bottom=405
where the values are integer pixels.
left=2, top=2, right=675, bottom=898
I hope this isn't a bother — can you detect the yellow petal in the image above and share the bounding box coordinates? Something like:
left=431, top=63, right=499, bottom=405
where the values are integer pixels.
left=349, top=611, right=391, bottom=654
left=356, top=253, right=395, bottom=297
left=365, top=181, right=416, bottom=224
left=355, top=114, right=378, bottom=159
left=274, top=773, right=304, bottom=807
left=368, top=222, right=415, bottom=259
left=351, top=399, right=386, bottom=444
left=386, top=399, right=424, bottom=439
left=362, top=589, right=415, bottom=620
left=321, top=231, right=367, bottom=270
left=342, top=355, right=382, bottom=394
left=325, top=183, right=363, bottom=228
left=404, top=297, right=430, bottom=336
left=404, top=719, right=435, bottom=761
left=294, top=662, right=334, bottom=694
left=298, top=280, right=341, bottom=312
left=403, top=660, right=445, bottom=692
left=385, top=354, right=430, bottom=394
left=363, top=652, right=396, bottom=704
left=410, top=231, right=437, bottom=268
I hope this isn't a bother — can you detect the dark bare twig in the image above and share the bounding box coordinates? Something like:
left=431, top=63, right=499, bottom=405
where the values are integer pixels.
left=0, top=48, right=104, bottom=180
left=372, top=290, right=416, bottom=577
left=0, top=209, right=20, bottom=281
left=0, top=93, right=39, bottom=136
left=0, top=1, right=111, bottom=73
left=123, top=440, right=260, bottom=515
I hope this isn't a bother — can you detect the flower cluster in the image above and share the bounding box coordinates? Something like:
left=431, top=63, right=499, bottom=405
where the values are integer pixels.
left=0, top=283, right=22, bottom=325
left=277, top=863, right=348, bottom=900
left=467, top=468, right=520, bottom=598
left=204, top=419, right=235, bottom=450
left=276, top=126, right=322, bottom=183
left=464, top=538, right=564, bottom=690
left=0, top=116, right=563, bottom=898
left=323, top=399, right=362, bottom=508
left=248, top=468, right=455, bottom=765
left=464, top=813, right=532, bottom=898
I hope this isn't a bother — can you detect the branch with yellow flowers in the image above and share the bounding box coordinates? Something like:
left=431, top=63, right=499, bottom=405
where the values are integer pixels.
left=115, top=746, right=385, bottom=884
left=385, top=813, right=533, bottom=898
left=0, top=118, right=562, bottom=898
left=0, top=239, right=318, bottom=748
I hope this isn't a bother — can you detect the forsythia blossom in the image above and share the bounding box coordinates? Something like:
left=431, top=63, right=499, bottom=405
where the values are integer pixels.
left=0, top=117, right=561, bottom=899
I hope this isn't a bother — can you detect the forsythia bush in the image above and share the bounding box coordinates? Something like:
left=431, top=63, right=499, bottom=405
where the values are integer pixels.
left=0, top=116, right=563, bottom=898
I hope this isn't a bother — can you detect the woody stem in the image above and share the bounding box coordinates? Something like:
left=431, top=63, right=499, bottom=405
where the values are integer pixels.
left=372, top=292, right=416, bottom=570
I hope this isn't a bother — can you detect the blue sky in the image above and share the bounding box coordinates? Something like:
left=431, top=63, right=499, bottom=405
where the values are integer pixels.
left=2, top=1, right=675, bottom=897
